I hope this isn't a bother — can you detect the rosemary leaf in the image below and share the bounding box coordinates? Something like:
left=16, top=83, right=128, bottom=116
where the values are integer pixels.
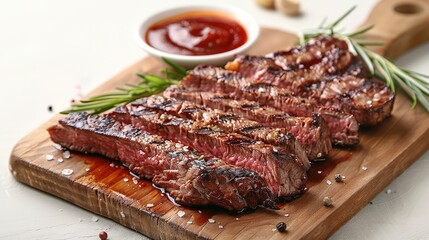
left=326, top=5, right=356, bottom=29
left=346, top=25, right=374, bottom=38
left=301, top=6, right=429, bottom=112
left=349, top=40, right=375, bottom=75
left=61, top=58, right=187, bottom=114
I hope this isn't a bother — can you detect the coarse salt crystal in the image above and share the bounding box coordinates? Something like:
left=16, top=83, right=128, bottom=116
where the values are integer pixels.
left=219, top=225, right=224, bottom=229
left=284, top=213, right=289, bottom=217
left=132, top=177, right=138, bottom=184
left=317, top=171, right=322, bottom=174
left=57, top=157, right=64, bottom=163
left=61, top=169, right=73, bottom=176
left=120, top=211, right=126, bottom=218
left=235, top=218, right=239, bottom=221
left=326, top=180, right=332, bottom=185
left=146, top=203, right=154, bottom=208
left=62, top=151, right=71, bottom=159
left=123, top=178, right=129, bottom=182
left=362, top=166, right=368, bottom=171
left=85, top=168, right=90, bottom=172
left=187, top=221, right=193, bottom=224
left=198, top=210, right=202, bottom=213
left=53, top=143, right=63, bottom=150
left=91, top=216, right=99, bottom=222
left=208, top=219, right=215, bottom=224
left=177, top=210, right=185, bottom=218
left=272, top=228, right=277, bottom=232
left=109, top=163, right=115, bottom=167
left=46, top=154, right=54, bottom=161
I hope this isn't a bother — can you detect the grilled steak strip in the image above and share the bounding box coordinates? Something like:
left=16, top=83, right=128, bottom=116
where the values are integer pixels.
left=111, top=105, right=308, bottom=200
left=179, top=65, right=359, bottom=145
left=269, top=36, right=353, bottom=71
left=48, top=112, right=277, bottom=211
left=164, top=86, right=336, bottom=152
left=132, top=96, right=311, bottom=162
left=140, top=94, right=328, bottom=160
left=225, top=38, right=394, bottom=126
left=225, top=37, right=353, bottom=91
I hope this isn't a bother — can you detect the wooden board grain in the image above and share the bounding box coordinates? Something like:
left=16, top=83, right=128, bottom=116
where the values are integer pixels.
left=9, top=0, right=429, bottom=238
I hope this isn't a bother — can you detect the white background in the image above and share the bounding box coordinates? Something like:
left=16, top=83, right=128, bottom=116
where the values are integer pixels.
left=1, top=0, right=428, bottom=239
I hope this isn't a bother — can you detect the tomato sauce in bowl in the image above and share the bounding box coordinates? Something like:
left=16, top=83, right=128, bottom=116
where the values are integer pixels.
left=145, top=11, right=248, bottom=56
left=137, top=5, right=259, bottom=67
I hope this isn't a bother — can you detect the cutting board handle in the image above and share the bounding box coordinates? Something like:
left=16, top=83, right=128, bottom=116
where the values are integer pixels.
left=361, top=0, right=429, bottom=58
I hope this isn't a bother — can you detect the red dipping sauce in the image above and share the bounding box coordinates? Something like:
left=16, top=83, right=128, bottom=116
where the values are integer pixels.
left=145, top=11, right=248, bottom=56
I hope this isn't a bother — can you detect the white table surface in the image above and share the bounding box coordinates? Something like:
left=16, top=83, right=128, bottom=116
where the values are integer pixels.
left=1, top=0, right=428, bottom=239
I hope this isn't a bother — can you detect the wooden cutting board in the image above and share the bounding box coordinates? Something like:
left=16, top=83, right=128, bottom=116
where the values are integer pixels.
left=9, top=0, right=429, bottom=239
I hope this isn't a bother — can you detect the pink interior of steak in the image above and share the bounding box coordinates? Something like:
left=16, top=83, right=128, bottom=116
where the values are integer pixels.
left=110, top=105, right=308, bottom=200
left=48, top=112, right=277, bottom=211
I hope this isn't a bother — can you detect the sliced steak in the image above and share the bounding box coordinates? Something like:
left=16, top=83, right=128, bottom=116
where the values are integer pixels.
left=159, top=91, right=332, bottom=159
left=225, top=37, right=353, bottom=90
left=225, top=37, right=394, bottom=126
left=269, top=36, right=352, bottom=71
left=48, top=112, right=277, bottom=211
left=110, top=105, right=308, bottom=200
left=179, top=65, right=359, bottom=145
left=124, top=96, right=312, bottom=163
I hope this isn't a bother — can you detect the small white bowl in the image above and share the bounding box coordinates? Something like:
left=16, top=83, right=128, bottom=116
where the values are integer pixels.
left=136, top=4, right=260, bottom=68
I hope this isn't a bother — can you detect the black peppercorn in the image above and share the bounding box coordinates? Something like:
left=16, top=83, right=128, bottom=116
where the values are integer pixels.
left=334, top=174, right=343, bottom=182
left=276, top=222, right=287, bottom=232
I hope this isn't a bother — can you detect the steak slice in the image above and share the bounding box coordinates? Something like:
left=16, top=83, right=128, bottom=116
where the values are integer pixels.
left=131, top=96, right=312, bottom=162
left=149, top=93, right=330, bottom=160
left=110, top=105, right=308, bottom=200
left=179, top=65, right=360, bottom=145
left=48, top=112, right=277, bottom=211
left=225, top=37, right=353, bottom=91
left=269, top=36, right=352, bottom=71
left=225, top=38, right=394, bottom=126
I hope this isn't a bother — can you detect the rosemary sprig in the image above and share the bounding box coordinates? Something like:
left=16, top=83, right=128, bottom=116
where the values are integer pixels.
left=300, top=6, right=429, bottom=111
left=61, top=58, right=188, bottom=114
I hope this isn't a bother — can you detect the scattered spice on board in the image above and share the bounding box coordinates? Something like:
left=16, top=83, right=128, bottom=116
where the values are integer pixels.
left=99, top=231, right=108, bottom=240
left=177, top=210, right=186, bottom=218
left=323, top=196, right=333, bottom=207
left=63, top=151, right=71, bottom=159
left=276, top=222, right=287, bottom=232
left=61, top=168, right=73, bottom=176
left=334, top=174, right=343, bottom=182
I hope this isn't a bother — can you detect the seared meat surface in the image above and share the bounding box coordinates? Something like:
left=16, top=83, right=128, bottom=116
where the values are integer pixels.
left=48, top=112, right=277, bottom=211
left=111, top=103, right=309, bottom=200
left=179, top=65, right=360, bottom=146
left=135, top=94, right=328, bottom=161
left=225, top=37, right=395, bottom=125
left=165, top=85, right=337, bottom=150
